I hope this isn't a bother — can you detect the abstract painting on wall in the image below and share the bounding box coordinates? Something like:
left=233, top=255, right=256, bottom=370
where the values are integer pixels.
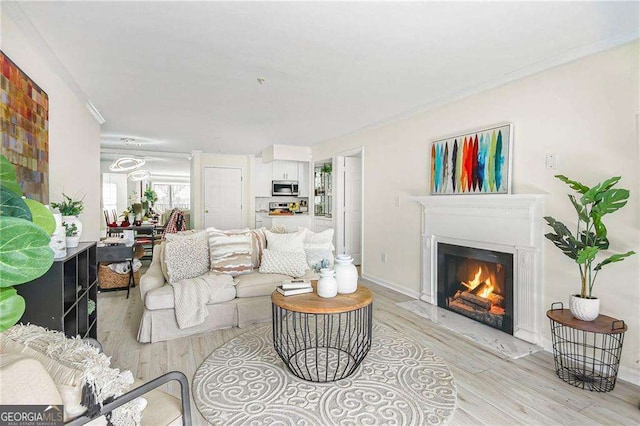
left=0, top=52, right=49, bottom=203
left=430, top=123, right=512, bottom=195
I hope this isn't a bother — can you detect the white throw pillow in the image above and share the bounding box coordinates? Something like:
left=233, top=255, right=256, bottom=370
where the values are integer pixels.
left=259, top=249, right=308, bottom=277
left=164, top=235, right=210, bottom=283
left=264, top=229, right=305, bottom=253
left=206, top=228, right=253, bottom=276
left=298, top=227, right=335, bottom=267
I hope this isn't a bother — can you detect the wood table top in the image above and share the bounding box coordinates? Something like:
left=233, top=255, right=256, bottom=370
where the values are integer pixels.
left=546, top=309, right=627, bottom=334
left=271, top=282, right=373, bottom=314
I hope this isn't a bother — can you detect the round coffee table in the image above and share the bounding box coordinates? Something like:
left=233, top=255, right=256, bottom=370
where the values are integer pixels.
left=271, top=283, right=373, bottom=382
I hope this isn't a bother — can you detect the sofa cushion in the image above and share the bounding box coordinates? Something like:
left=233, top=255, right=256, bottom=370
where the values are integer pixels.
left=259, top=249, right=308, bottom=277
left=144, top=279, right=236, bottom=311
left=0, top=354, right=64, bottom=407
left=299, top=227, right=335, bottom=268
left=250, top=228, right=267, bottom=268
left=235, top=269, right=318, bottom=298
left=264, top=229, right=305, bottom=252
left=164, top=235, right=210, bottom=283
left=234, top=270, right=293, bottom=298
left=207, top=228, right=253, bottom=276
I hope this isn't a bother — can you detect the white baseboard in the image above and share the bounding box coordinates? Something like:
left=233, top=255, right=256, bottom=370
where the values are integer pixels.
left=540, top=337, right=639, bottom=386
left=361, top=273, right=421, bottom=299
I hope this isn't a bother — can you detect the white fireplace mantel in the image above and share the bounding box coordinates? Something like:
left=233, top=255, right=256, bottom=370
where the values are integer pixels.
left=410, top=194, right=546, bottom=344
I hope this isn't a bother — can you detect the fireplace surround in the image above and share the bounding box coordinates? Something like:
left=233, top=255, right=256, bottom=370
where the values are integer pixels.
left=412, top=194, right=545, bottom=344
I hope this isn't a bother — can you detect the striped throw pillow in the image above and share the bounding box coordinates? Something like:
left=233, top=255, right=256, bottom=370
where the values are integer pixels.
left=250, top=228, right=267, bottom=268
left=206, top=228, right=253, bottom=276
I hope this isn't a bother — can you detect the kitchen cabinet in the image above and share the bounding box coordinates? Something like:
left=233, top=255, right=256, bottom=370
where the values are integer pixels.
left=255, top=213, right=272, bottom=230
left=271, top=215, right=311, bottom=232
left=272, top=161, right=298, bottom=181
left=253, top=158, right=273, bottom=197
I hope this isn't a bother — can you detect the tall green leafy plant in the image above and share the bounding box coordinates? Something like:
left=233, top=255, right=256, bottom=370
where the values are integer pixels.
left=544, top=175, right=635, bottom=299
left=51, top=193, right=84, bottom=216
left=0, top=155, right=55, bottom=331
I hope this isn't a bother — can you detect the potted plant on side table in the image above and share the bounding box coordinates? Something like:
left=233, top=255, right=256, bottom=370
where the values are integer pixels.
left=51, top=193, right=84, bottom=243
left=544, top=175, right=635, bottom=321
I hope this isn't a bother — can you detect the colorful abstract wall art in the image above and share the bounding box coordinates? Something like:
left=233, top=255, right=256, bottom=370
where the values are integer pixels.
left=0, top=51, right=49, bottom=203
left=430, top=124, right=512, bottom=195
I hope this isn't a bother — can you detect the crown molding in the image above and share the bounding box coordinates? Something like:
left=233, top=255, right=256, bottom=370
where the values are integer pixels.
left=4, top=0, right=106, bottom=125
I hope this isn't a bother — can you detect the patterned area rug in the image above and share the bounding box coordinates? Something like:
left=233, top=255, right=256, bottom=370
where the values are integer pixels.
left=193, top=322, right=457, bottom=425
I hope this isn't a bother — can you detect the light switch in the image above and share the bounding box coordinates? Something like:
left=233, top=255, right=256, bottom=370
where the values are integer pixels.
left=395, top=196, right=401, bottom=207
left=546, top=153, right=558, bottom=170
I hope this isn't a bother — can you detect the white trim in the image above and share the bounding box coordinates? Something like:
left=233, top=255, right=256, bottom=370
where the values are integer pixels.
left=334, top=147, right=364, bottom=265
left=361, top=273, right=422, bottom=300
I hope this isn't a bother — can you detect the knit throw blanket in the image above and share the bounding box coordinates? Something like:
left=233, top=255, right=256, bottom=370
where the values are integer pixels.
left=3, top=325, right=144, bottom=425
left=170, top=272, right=233, bottom=329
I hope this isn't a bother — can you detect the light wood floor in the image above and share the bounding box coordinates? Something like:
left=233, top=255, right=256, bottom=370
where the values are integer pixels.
left=98, top=278, right=640, bottom=425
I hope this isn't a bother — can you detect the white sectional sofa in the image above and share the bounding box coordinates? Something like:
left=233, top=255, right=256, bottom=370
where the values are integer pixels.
left=137, top=236, right=320, bottom=343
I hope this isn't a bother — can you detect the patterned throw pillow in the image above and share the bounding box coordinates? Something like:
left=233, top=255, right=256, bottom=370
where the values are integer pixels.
left=163, top=235, right=210, bottom=284
left=207, top=228, right=253, bottom=276
left=298, top=227, right=335, bottom=267
left=250, top=228, right=267, bottom=268
left=264, top=229, right=305, bottom=253
left=258, top=249, right=308, bottom=278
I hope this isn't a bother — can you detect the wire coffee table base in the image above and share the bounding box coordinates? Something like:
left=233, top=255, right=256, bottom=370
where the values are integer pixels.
left=272, top=303, right=373, bottom=382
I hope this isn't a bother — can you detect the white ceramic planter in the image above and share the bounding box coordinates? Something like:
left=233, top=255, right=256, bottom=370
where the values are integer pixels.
left=66, top=236, right=80, bottom=248
left=62, top=215, right=83, bottom=240
left=569, top=294, right=600, bottom=321
left=317, top=268, right=337, bottom=298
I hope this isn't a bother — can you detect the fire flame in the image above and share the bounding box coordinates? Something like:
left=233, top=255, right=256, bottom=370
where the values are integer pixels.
left=462, top=267, right=494, bottom=298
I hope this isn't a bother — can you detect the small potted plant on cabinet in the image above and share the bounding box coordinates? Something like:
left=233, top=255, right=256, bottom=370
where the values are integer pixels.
left=51, top=193, right=84, bottom=241
left=544, top=175, right=635, bottom=321
left=63, top=222, right=79, bottom=248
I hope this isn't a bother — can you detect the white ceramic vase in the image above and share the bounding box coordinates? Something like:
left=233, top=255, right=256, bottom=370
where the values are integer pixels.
left=335, top=254, right=358, bottom=294
left=317, top=268, right=337, bottom=298
left=569, top=294, right=600, bottom=321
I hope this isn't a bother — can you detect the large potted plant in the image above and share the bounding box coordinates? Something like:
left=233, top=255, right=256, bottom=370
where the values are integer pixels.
left=51, top=193, right=84, bottom=245
left=544, top=175, right=635, bottom=321
left=0, top=155, right=55, bottom=331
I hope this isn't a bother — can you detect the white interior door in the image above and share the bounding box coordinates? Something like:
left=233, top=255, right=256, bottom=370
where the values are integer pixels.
left=344, top=156, right=362, bottom=264
left=204, top=167, right=243, bottom=230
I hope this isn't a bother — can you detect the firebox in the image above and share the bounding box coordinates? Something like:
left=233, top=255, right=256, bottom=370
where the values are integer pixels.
left=437, top=243, right=514, bottom=335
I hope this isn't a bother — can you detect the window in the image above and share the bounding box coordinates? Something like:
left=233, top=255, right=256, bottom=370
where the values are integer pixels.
left=153, top=183, right=190, bottom=212
left=102, top=182, right=118, bottom=213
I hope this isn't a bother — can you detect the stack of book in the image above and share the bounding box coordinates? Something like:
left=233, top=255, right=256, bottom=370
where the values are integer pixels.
left=276, top=279, right=312, bottom=296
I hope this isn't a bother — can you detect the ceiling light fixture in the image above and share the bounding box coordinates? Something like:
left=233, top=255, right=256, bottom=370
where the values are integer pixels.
left=109, top=156, right=146, bottom=172
left=128, top=169, right=151, bottom=181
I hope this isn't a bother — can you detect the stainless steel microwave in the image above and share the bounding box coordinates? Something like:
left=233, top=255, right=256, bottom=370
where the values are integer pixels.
left=272, top=180, right=299, bottom=196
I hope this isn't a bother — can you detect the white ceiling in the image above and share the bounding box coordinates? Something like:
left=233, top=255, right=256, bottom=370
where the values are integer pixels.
left=15, top=1, right=640, bottom=161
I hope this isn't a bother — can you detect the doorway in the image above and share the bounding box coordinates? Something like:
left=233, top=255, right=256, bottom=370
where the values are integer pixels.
left=335, top=148, right=363, bottom=266
left=203, top=167, right=243, bottom=230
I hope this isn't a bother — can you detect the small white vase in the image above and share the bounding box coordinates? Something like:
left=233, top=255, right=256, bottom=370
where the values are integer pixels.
left=317, top=268, right=337, bottom=298
left=335, top=254, right=358, bottom=294
left=569, top=294, right=600, bottom=321
left=62, top=215, right=83, bottom=240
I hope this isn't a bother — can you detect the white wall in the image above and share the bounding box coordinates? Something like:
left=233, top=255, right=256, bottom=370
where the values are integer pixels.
left=312, top=41, right=640, bottom=381
left=2, top=13, right=102, bottom=241
left=190, top=152, right=252, bottom=230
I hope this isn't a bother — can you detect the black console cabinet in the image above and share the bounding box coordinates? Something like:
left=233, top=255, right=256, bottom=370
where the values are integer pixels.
left=16, top=242, right=98, bottom=339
